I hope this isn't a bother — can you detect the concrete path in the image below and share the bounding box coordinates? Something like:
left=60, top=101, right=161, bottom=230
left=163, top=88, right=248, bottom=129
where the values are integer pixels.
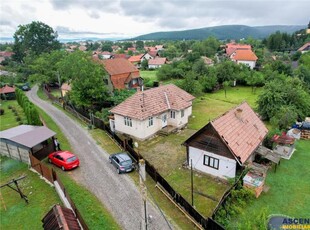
left=27, top=85, right=174, bottom=230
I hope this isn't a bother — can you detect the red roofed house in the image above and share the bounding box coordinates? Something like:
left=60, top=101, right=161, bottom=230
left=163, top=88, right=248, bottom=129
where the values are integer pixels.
left=0, top=85, right=15, bottom=99
left=148, top=57, right=167, bottom=69
left=141, top=50, right=159, bottom=61
left=225, top=43, right=258, bottom=69
left=128, top=54, right=144, bottom=68
left=298, top=42, right=310, bottom=54
left=101, top=58, right=143, bottom=91
left=109, top=84, right=195, bottom=140
left=231, top=49, right=258, bottom=69
left=183, top=102, right=268, bottom=179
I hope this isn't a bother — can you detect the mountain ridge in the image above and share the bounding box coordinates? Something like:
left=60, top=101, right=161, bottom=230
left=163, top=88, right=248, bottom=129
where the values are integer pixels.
left=130, top=25, right=306, bottom=41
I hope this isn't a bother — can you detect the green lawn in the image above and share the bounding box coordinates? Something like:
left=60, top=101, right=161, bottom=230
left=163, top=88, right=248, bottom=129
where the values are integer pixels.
left=189, top=86, right=262, bottom=130
left=0, top=100, right=27, bottom=131
left=0, top=156, right=61, bottom=229
left=232, top=140, right=310, bottom=228
left=140, top=70, right=158, bottom=80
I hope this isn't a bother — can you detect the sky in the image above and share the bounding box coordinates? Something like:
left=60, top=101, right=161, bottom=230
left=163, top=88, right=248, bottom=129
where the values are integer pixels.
left=0, top=0, right=309, bottom=40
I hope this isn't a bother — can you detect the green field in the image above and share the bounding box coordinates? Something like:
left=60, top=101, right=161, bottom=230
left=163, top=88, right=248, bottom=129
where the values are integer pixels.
left=0, top=100, right=27, bottom=131
left=189, top=86, right=262, bottom=130
left=0, top=156, right=61, bottom=229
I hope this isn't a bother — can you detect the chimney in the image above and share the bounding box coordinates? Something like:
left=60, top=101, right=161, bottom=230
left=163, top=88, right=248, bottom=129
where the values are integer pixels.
left=235, top=108, right=243, bottom=120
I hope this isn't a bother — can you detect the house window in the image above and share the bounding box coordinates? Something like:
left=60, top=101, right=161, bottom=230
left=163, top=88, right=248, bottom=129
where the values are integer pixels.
left=148, top=117, right=153, bottom=127
left=170, top=111, right=176, bottom=119
left=181, top=109, right=184, bottom=118
left=124, top=117, right=132, bottom=127
left=203, top=155, right=219, bottom=170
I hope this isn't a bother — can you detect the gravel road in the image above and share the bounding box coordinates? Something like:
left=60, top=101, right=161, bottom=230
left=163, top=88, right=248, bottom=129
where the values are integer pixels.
left=27, top=85, right=174, bottom=230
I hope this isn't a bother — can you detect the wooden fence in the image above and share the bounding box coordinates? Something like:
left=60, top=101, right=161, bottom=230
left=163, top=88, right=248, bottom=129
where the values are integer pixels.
left=29, top=154, right=89, bottom=230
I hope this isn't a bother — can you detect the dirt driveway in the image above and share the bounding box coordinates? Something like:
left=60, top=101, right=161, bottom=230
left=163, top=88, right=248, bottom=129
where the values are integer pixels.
left=27, top=85, right=174, bottom=230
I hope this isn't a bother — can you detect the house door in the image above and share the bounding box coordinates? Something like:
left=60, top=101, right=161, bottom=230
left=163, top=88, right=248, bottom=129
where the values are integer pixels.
left=161, top=114, right=167, bottom=127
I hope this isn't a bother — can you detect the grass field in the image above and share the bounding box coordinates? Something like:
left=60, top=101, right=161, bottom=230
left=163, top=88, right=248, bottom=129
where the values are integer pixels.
left=189, top=86, right=262, bottom=130
left=0, top=156, right=61, bottom=229
left=0, top=100, right=27, bottom=131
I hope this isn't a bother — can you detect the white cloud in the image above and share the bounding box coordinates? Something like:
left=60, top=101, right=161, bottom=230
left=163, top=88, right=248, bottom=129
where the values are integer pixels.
left=0, top=0, right=308, bottom=39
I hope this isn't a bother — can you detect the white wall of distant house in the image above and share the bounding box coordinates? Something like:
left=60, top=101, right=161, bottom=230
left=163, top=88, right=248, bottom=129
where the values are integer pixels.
left=237, top=60, right=256, bottom=69
left=188, top=146, right=237, bottom=179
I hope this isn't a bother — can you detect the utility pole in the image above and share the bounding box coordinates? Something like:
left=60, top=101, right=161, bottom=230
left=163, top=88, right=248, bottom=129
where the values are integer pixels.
left=191, top=159, right=194, bottom=206
left=139, top=159, right=147, bottom=230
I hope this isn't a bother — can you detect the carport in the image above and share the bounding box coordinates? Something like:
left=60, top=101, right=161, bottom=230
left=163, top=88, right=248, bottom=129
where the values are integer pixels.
left=0, top=125, right=56, bottom=163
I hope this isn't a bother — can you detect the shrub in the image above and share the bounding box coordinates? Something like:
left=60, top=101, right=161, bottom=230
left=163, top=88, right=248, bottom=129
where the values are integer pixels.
left=16, top=117, right=21, bottom=122
left=19, top=121, right=23, bottom=125
left=0, top=108, right=4, bottom=115
left=8, top=105, right=12, bottom=109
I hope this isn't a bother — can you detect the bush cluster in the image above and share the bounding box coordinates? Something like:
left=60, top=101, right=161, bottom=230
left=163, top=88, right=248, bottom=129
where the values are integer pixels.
left=15, top=88, right=42, bottom=125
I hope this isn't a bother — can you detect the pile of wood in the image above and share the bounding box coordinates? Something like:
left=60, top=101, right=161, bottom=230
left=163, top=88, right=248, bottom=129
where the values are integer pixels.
left=301, top=118, right=310, bottom=140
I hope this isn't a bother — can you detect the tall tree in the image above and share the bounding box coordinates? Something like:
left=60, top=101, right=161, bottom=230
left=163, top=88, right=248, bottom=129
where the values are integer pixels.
left=13, top=21, right=61, bottom=62
left=257, top=75, right=310, bottom=121
left=58, top=51, right=109, bottom=110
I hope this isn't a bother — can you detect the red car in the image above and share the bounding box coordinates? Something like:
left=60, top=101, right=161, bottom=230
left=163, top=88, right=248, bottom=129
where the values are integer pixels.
left=48, top=151, right=80, bottom=171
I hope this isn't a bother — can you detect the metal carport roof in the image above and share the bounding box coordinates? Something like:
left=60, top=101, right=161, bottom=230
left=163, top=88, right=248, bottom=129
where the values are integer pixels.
left=0, top=125, right=56, bottom=148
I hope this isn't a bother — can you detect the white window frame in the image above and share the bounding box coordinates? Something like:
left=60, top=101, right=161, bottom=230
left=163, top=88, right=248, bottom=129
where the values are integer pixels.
left=124, top=117, right=132, bottom=127
left=181, top=109, right=184, bottom=118
left=170, top=110, right=176, bottom=119
left=148, top=117, right=153, bottom=127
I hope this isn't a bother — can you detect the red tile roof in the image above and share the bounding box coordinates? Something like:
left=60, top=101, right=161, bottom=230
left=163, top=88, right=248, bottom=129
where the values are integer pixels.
left=231, top=49, right=258, bottom=61
left=148, top=57, right=167, bottom=65
left=0, top=85, right=15, bottom=94
left=61, top=83, right=71, bottom=91
left=128, top=54, right=143, bottom=63
left=211, top=102, right=268, bottom=164
left=298, top=42, right=310, bottom=52
left=102, top=58, right=139, bottom=75
left=225, top=43, right=251, bottom=56
left=0, top=51, right=14, bottom=57
left=100, top=59, right=140, bottom=89
left=113, top=54, right=129, bottom=59
left=110, top=84, right=195, bottom=120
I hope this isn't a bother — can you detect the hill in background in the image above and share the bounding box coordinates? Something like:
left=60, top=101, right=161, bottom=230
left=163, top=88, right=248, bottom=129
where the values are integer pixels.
left=131, top=25, right=306, bottom=41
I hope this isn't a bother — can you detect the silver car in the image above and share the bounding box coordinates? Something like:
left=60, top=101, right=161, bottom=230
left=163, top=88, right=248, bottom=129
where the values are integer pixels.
left=109, top=152, right=134, bottom=174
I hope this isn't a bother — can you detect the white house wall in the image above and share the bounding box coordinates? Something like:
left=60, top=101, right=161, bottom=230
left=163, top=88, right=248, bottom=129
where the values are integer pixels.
left=113, top=106, right=193, bottom=140
left=0, top=140, right=30, bottom=164
left=237, top=60, right=256, bottom=69
left=168, top=107, right=192, bottom=128
left=114, top=114, right=161, bottom=140
left=188, top=146, right=237, bottom=179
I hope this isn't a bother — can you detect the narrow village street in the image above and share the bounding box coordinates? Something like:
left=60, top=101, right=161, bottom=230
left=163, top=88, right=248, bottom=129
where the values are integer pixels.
left=27, top=85, right=174, bottom=230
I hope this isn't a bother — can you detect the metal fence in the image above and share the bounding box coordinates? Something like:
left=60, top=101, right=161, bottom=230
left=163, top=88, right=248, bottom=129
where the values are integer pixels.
left=29, top=154, right=89, bottom=230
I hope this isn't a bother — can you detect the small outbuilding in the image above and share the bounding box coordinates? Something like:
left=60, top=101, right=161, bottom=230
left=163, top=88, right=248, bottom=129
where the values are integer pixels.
left=183, top=102, right=268, bottom=179
left=0, top=125, right=56, bottom=163
left=0, top=85, right=15, bottom=100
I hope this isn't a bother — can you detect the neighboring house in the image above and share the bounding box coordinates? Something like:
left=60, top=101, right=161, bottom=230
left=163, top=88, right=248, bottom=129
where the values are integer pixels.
left=0, top=125, right=56, bottom=163
left=0, top=85, right=15, bottom=100
left=0, top=51, right=13, bottom=64
left=225, top=42, right=258, bottom=69
left=79, top=45, right=87, bottom=51
left=183, top=102, right=268, bottom=179
left=112, top=54, right=130, bottom=59
left=61, top=83, right=71, bottom=96
left=141, top=51, right=159, bottom=61
left=230, top=49, right=258, bottom=69
left=127, top=47, right=137, bottom=53
left=155, top=45, right=164, bottom=51
left=298, top=42, right=310, bottom=54
left=128, top=54, right=144, bottom=68
left=201, top=56, right=214, bottom=66
left=109, top=84, right=195, bottom=140
left=148, top=57, right=167, bottom=69
left=100, top=51, right=113, bottom=59
left=101, top=58, right=143, bottom=91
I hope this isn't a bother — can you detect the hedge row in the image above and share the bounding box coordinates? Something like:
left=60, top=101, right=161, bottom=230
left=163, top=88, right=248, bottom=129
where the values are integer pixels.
left=15, top=88, right=42, bottom=126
